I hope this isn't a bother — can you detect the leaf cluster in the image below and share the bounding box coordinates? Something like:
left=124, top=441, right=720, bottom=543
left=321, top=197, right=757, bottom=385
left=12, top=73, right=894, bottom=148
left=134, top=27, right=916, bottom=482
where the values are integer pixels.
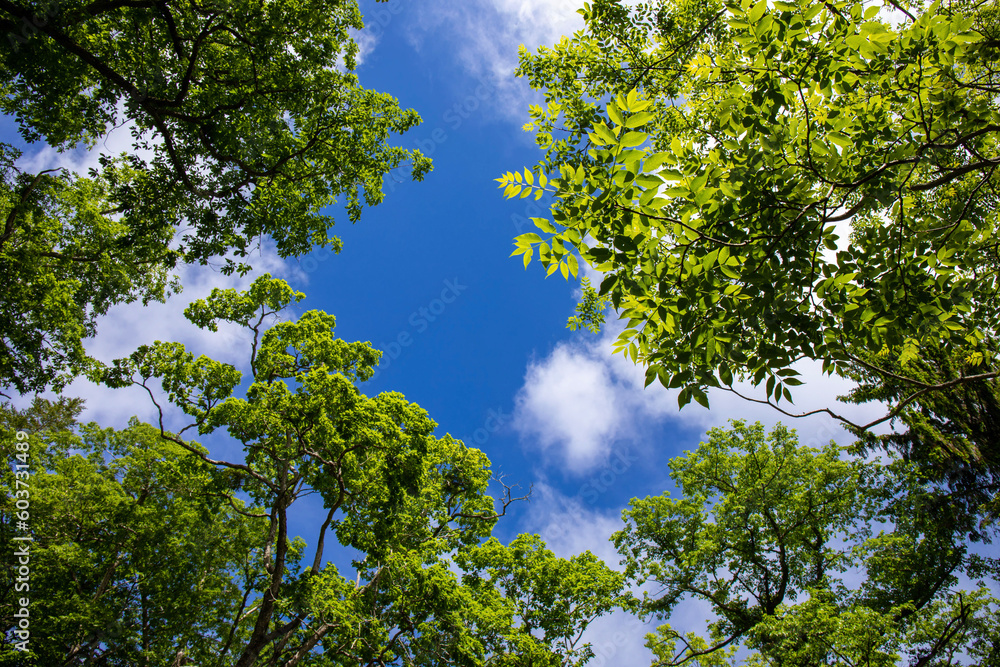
left=2, top=278, right=629, bottom=666
left=0, top=0, right=430, bottom=394
left=613, top=421, right=1000, bottom=667
left=502, top=0, right=1000, bottom=427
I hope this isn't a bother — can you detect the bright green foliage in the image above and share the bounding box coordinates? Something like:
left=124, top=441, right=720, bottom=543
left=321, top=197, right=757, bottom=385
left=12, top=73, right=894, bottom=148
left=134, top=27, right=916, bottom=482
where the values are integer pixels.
left=455, top=534, right=634, bottom=667
left=500, top=0, right=1000, bottom=420
left=615, top=421, right=869, bottom=660
left=0, top=0, right=430, bottom=395
left=613, top=421, right=999, bottom=666
left=0, top=409, right=266, bottom=666
left=1, top=276, right=624, bottom=665
left=566, top=277, right=612, bottom=334
left=0, top=146, right=178, bottom=395
left=745, top=587, right=1000, bottom=667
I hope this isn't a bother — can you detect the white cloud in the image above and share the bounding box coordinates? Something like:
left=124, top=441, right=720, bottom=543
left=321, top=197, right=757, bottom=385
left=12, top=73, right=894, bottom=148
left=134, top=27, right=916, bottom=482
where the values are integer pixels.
left=409, top=0, right=584, bottom=77
left=514, top=308, right=893, bottom=473
left=514, top=345, right=624, bottom=473
left=580, top=610, right=657, bottom=667
left=17, top=103, right=155, bottom=177
left=351, top=28, right=379, bottom=67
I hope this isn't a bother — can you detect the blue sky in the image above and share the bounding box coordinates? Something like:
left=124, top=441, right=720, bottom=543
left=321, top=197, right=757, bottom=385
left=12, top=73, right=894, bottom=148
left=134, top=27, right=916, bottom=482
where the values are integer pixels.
left=7, top=0, right=893, bottom=660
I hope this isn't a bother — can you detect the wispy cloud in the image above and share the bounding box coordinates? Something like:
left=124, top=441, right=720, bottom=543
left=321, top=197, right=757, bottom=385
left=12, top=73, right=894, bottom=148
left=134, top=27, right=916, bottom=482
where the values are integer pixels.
left=516, top=481, right=668, bottom=667
left=401, top=0, right=586, bottom=119
left=409, top=0, right=584, bottom=76
left=17, top=101, right=156, bottom=178
left=519, top=481, right=622, bottom=563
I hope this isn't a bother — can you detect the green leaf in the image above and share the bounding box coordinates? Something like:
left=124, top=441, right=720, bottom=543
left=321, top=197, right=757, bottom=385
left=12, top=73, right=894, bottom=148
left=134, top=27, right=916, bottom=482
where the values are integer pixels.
left=828, top=132, right=852, bottom=148
left=593, top=123, right=618, bottom=145
left=691, top=387, right=710, bottom=409
left=619, top=131, right=648, bottom=148
left=607, top=102, right=625, bottom=127
left=533, top=217, right=558, bottom=233
left=719, top=264, right=740, bottom=279
left=625, top=112, right=655, bottom=128
left=645, top=152, right=673, bottom=171
left=678, top=386, right=692, bottom=408
left=498, top=0, right=1000, bottom=452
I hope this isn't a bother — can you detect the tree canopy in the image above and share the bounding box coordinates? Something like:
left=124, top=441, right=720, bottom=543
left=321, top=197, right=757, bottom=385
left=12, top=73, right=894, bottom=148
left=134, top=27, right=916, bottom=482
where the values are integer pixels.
left=615, top=421, right=1000, bottom=666
left=0, top=0, right=430, bottom=395
left=4, top=0, right=1000, bottom=663
left=501, top=0, right=1000, bottom=430
left=1, top=276, right=628, bottom=666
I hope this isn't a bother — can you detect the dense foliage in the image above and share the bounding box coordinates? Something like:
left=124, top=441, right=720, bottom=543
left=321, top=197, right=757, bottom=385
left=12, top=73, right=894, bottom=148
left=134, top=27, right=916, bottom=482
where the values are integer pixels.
left=502, top=0, right=1000, bottom=423
left=616, top=421, right=999, bottom=665
left=501, top=0, right=1000, bottom=529
left=0, top=0, right=430, bottom=394
left=1, top=277, right=629, bottom=666
left=2, top=0, right=998, bottom=663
